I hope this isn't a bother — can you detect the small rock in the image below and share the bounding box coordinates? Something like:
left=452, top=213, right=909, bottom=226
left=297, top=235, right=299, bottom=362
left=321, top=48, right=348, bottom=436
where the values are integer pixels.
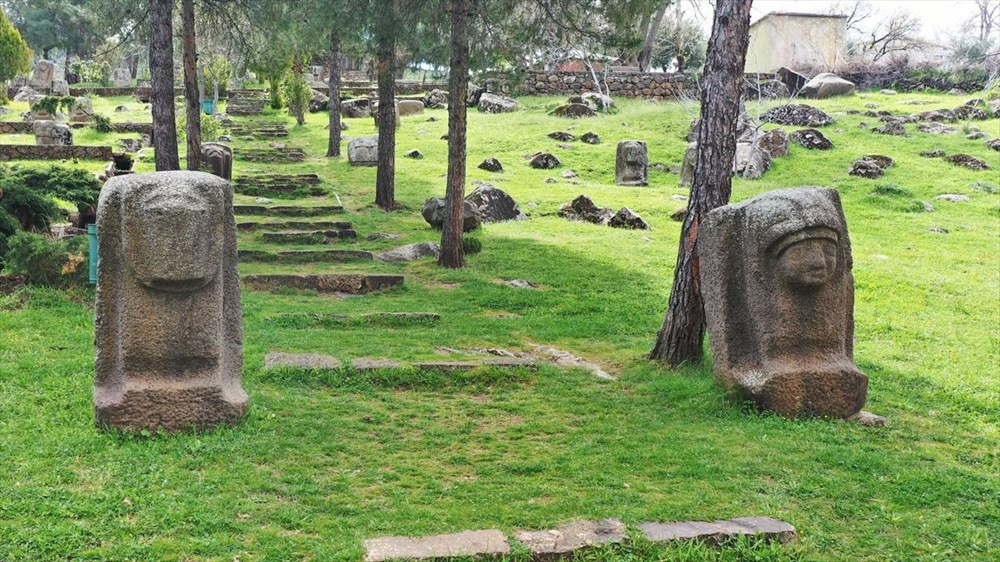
left=366, top=232, right=401, bottom=241
left=929, top=227, right=949, bottom=234
left=760, top=104, right=835, bottom=127
left=944, top=154, right=990, bottom=170
left=988, top=139, right=1000, bottom=151
left=922, top=201, right=935, bottom=212
left=265, top=352, right=341, bottom=370
left=466, top=181, right=526, bottom=223
left=849, top=411, right=887, bottom=426
left=880, top=89, right=897, bottom=95
left=848, top=159, right=885, bottom=179
left=114, top=105, right=130, bottom=112
left=790, top=128, right=834, bottom=150
left=255, top=197, right=273, bottom=204
left=478, top=93, right=517, bottom=113
left=404, top=149, right=423, bottom=159
left=376, top=242, right=441, bottom=263
left=671, top=194, right=688, bottom=201
left=427, top=116, right=438, bottom=122
left=671, top=207, right=687, bottom=222
left=919, top=149, right=945, bottom=158
left=650, top=162, right=667, bottom=172
left=478, top=157, right=503, bottom=172
left=608, top=207, right=650, bottom=230
left=580, top=132, right=600, bottom=144
left=965, top=131, right=986, bottom=140
left=933, top=193, right=970, bottom=203
left=872, top=121, right=906, bottom=135
left=558, top=195, right=613, bottom=225
left=561, top=170, right=577, bottom=179
left=543, top=177, right=557, bottom=184
left=422, top=197, right=481, bottom=231
left=552, top=103, right=596, bottom=118
left=755, top=128, right=790, bottom=158
left=548, top=131, right=575, bottom=142
left=507, top=279, right=539, bottom=289
left=529, top=152, right=560, bottom=169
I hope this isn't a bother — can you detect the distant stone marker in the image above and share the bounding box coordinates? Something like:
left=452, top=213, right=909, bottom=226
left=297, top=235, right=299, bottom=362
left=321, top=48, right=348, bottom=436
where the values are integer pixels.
left=95, top=171, right=247, bottom=432
left=700, top=187, right=869, bottom=418
left=200, top=142, right=233, bottom=181
left=615, top=140, right=649, bottom=185
left=348, top=136, right=379, bottom=166
left=29, top=60, right=55, bottom=91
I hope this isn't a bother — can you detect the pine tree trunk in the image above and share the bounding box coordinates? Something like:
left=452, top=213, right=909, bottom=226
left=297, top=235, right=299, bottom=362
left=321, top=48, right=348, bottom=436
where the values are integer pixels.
left=182, top=0, right=201, bottom=171
left=326, top=29, right=342, bottom=157
left=439, top=0, right=470, bottom=269
left=374, top=1, right=397, bottom=211
left=149, top=0, right=179, bottom=171
left=650, top=0, right=753, bottom=366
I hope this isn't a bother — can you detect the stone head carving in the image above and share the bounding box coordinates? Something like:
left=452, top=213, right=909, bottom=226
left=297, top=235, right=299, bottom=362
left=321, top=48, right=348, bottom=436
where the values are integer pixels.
left=95, top=171, right=246, bottom=431
left=615, top=140, right=648, bottom=186
left=200, top=142, right=233, bottom=181
left=700, top=187, right=868, bottom=418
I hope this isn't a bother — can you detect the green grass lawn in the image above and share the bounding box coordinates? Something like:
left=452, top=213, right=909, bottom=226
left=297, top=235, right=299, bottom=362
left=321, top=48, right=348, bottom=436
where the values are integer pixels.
left=0, top=90, right=998, bottom=561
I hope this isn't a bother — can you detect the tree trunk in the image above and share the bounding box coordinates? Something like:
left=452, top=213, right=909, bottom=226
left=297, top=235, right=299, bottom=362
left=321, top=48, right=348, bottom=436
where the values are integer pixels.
left=649, top=0, right=753, bottom=366
left=638, top=2, right=669, bottom=72
left=149, top=0, right=180, bottom=171
left=182, top=0, right=201, bottom=171
left=439, top=0, right=470, bottom=269
left=326, top=28, right=342, bottom=157
left=374, top=0, right=398, bottom=211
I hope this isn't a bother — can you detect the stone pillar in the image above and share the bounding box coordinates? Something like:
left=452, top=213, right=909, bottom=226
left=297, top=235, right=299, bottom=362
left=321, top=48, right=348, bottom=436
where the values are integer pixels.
left=200, top=142, right=233, bottom=181
left=94, top=171, right=247, bottom=432
left=615, top=140, right=648, bottom=186
left=699, top=187, right=868, bottom=418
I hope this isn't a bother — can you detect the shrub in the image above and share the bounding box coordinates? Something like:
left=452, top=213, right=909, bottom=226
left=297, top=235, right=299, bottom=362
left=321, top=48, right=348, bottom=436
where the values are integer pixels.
left=0, top=207, right=20, bottom=263
left=0, top=165, right=102, bottom=224
left=283, top=72, right=311, bottom=126
left=176, top=112, right=221, bottom=142
left=462, top=236, right=483, bottom=255
left=71, top=60, right=112, bottom=86
left=0, top=7, right=31, bottom=104
left=2, top=232, right=88, bottom=286
left=93, top=114, right=112, bottom=133
left=0, top=182, right=59, bottom=232
left=30, top=96, right=79, bottom=116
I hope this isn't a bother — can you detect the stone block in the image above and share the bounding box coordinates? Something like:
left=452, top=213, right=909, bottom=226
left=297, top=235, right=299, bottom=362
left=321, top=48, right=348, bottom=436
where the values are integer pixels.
left=364, top=529, right=510, bottom=561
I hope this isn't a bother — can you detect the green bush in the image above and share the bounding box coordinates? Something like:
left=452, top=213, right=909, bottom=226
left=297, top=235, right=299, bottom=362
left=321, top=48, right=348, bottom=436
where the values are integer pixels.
left=93, top=114, right=112, bottom=133
left=0, top=165, right=102, bottom=222
left=71, top=60, right=112, bottom=86
left=176, top=112, right=221, bottom=142
left=462, top=236, right=483, bottom=255
left=0, top=207, right=20, bottom=264
left=283, top=72, right=311, bottom=125
left=30, top=96, right=79, bottom=116
left=2, top=232, right=88, bottom=286
left=0, top=182, right=59, bottom=232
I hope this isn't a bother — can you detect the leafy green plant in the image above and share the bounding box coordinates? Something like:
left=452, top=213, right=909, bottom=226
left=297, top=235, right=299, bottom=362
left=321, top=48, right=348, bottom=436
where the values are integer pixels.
left=0, top=182, right=59, bottom=232
left=70, top=60, right=112, bottom=86
left=0, top=6, right=31, bottom=104
left=462, top=236, right=483, bottom=255
left=30, top=96, right=78, bottom=116
left=0, top=165, right=102, bottom=225
left=93, top=113, right=112, bottom=133
left=1, top=231, right=87, bottom=286
left=283, top=71, right=311, bottom=126
left=176, top=112, right=221, bottom=142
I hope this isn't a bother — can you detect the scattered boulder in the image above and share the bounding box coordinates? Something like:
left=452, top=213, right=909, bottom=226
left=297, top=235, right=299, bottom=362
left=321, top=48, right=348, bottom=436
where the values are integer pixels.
left=507, top=279, right=539, bottom=289
left=466, top=83, right=487, bottom=106
left=376, top=242, right=441, bottom=262
left=581, top=91, right=614, bottom=111
left=848, top=159, right=886, bottom=179
left=110, top=67, right=132, bottom=88
left=608, top=207, right=650, bottom=230
left=965, top=131, right=987, bottom=140
left=671, top=207, right=688, bottom=222
left=32, top=120, right=73, bottom=146
left=934, top=193, right=970, bottom=203
left=920, top=149, right=946, bottom=157
left=478, top=93, right=517, bottom=113
left=347, top=136, right=378, bottom=166
left=515, top=519, right=626, bottom=559
left=880, top=89, right=897, bottom=95
left=917, top=122, right=958, bottom=135
left=744, top=78, right=790, bottom=100
left=548, top=131, right=575, bottom=142
left=561, top=170, right=578, bottom=179
left=790, top=128, right=833, bottom=150
left=679, top=142, right=697, bottom=187
left=872, top=121, right=906, bottom=135
left=398, top=100, right=425, bottom=116
left=341, top=98, right=370, bottom=118
left=479, top=157, right=503, bottom=172
left=755, top=128, right=789, bottom=158
left=861, top=154, right=894, bottom=169
left=119, top=138, right=143, bottom=153
left=944, top=154, right=990, bottom=170
left=760, top=104, right=834, bottom=127
left=916, top=109, right=956, bottom=122
left=529, top=152, right=560, bottom=169
left=734, top=143, right=772, bottom=179
left=552, top=103, right=596, bottom=118
left=13, top=86, right=37, bottom=102
left=800, top=72, right=856, bottom=98
left=688, top=111, right=760, bottom=142
left=465, top=181, right=527, bottom=223
left=423, top=88, right=448, bottom=109
left=988, top=139, right=1000, bottom=152
left=952, top=105, right=989, bottom=121
left=580, top=132, right=601, bottom=144
left=421, top=197, right=482, bottom=231
left=776, top=67, right=809, bottom=94
left=52, top=79, right=69, bottom=96
left=558, top=195, right=614, bottom=225
left=308, top=89, right=329, bottom=113
left=404, top=149, right=423, bottom=159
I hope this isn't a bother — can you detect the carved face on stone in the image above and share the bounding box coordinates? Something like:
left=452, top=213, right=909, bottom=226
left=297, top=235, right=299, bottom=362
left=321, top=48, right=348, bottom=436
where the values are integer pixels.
left=773, top=227, right=839, bottom=289
left=123, top=186, right=222, bottom=293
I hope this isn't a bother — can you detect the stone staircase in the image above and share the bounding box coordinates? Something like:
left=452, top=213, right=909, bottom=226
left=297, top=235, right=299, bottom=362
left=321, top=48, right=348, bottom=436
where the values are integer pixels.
left=226, top=91, right=268, bottom=115
left=234, top=173, right=325, bottom=197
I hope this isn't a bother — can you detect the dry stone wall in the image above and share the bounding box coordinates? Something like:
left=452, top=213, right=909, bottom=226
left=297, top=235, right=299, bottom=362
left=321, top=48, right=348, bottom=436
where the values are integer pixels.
left=518, top=71, right=695, bottom=99
left=0, top=144, right=113, bottom=161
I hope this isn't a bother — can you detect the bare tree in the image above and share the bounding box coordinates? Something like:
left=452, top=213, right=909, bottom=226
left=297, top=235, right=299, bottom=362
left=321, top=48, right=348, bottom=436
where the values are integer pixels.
left=859, top=10, right=922, bottom=61
left=830, top=0, right=875, bottom=36
left=650, top=0, right=753, bottom=366
left=972, top=0, right=1000, bottom=42
left=637, top=2, right=669, bottom=71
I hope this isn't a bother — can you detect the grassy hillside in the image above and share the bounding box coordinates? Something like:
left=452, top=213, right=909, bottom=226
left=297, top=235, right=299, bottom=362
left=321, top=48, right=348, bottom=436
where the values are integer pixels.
left=0, top=90, right=997, bottom=560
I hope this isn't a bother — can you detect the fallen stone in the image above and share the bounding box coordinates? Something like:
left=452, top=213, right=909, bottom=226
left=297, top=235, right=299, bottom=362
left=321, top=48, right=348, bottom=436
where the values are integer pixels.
left=548, top=131, right=576, bottom=142
left=734, top=142, right=771, bottom=179
left=929, top=227, right=948, bottom=234
left=581, top=91, right=614, bottom=111
left=478, top=157, right=503, bottom=172
left=872, top=121, right=906, bottom=135
left=580, top=132, right=600, bottom=144
left=917, top=122, right=958, bottom=135
left=880, top=89, right=897, bottom=95
left=988, top=139, right=1000, bottom=151
left=934, top=193, right=970, bottom=203
left=760, top=104, right=834, bottom=127
left=364, top=529, right=510, bottom=562
left=353, top=358, right=404, bottom=371
left=341, top=98, right=371, bottom=118
left=411, top=359, right=537, bottom=372
left=860, top=154, right=894, bottom=169
left=376, top=242, right=441, bottom=263
left=920, top=149, right=945, bottom=157
left=466, top=182, right=527, bottom=222
left=423, top=88, right=448, bottom=109
left=789, top=128, right=833, bottom=150
left=478, top=93, right=517, bottom=114
left=507, top=279, right=539, bottom=289
left=916, top=109, right=956, bottom=123
left=348, top=136, right=379, bottom=166
left=529, top=152, right=561, bottom=169
left=755, top=129, right=789, bottom=158
left=552, top=103, right=597, bottom=118
left=944, top=154, right=990, bottom=170
left=242, top=274, right=404, bottom=294
left=265, top=352, right=342, bottom=370
left=561, top=170, right=578, bottom=179
left=514, top=519, right=626, bottom=559
left=848, top=159, right=885, bottom=179
left=404, top=149, right=423, bottom=159
left=532, top=345, right=615, bottom=380
left=849, top=410, right=887, bottom=426
left=558, top=195, right=613, bottom=225
left=421, top=197, right=482, bottom=231
left=639, top=517, right=796, bottom=546
left=965, top=131, right=986, bottom=140
left=800, top=72, right=856, bottom=99
left=608, top=207, right=650, bottom=230
left=671, top=207, right=687, bottom=222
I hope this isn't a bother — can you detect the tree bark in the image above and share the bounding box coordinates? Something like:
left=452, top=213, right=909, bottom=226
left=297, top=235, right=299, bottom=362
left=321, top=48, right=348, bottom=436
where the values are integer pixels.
left=439, top=0, right=470, bottom=269
left=149, top=0, right=180, bottom=171
left=650, top=0, right=753, bottom=366
left=326, top=28, right=342, bottom=157
left=374, top=0, right=398, bottom=211
left=182, top=0, right=201, bottom=171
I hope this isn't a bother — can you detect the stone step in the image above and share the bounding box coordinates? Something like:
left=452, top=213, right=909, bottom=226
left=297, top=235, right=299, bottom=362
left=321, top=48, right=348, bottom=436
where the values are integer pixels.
left=260, top=229, right=358, bottom=244
left=270, top=312, right=439, bottom=327
left=263, top=353, right=535, bottom=372
left=234, top=173, right=323, bottom=196
left=638, top=517, right=796, bottom=546
left=233, top=205, right=345, bottom=216
left=243, top=274, right=403, bottom=294
left=238, top=249, right=374, bottom=263
left=234, top=147, right=306, bottom=163
left=364, top=530, right=510, bottom=562
left=237, top=220, right=352, bottom=231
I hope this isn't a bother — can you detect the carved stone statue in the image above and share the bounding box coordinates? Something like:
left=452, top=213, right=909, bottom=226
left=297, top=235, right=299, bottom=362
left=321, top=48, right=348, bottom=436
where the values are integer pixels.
left=615, top=140, right=648, bottom=186
left=29, top=60, right=55, bottom=91
left=200, top=142, right=233, bottom=181
left=95, top=171, right=247, bottom=431
left=700, top=187, right=868, bottom=418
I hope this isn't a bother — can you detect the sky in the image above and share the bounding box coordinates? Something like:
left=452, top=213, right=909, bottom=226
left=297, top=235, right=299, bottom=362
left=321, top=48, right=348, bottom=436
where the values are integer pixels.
left=690, top=0, right=986, bottom=43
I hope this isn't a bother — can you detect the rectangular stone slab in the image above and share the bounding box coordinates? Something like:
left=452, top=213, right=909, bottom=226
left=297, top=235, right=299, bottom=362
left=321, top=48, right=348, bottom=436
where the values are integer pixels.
left=411, top=359, right=538, bottom=372
left=363, top=529, right=510, bottom=561
left=242, top=274, right=403, bottom=294
left=514, top=518, right=626, bottom=558
left=233, top=205, right=344, bottom=216
left=638, top=516, right=796, bottom=546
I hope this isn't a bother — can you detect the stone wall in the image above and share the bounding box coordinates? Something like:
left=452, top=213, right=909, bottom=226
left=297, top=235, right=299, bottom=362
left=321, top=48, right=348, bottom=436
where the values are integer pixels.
left=1, top=121, right=151, bottom=136
left=517, top=71, right=695, bottom=100
left=0, top=144, right=113, bottom=161
left=0, top=122, right=33, bottom=134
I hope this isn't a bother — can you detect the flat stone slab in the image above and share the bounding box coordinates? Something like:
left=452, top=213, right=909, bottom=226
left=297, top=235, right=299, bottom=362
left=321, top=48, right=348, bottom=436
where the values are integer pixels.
left=233, top=205, right=344, bottom=216
left=260, top=229, right=357, bottom=243
left=264, top=352, right=341, bottom=370
left=411, top=359, right=538, bottom=372
left=241, top=274, right=404, bottom=294
left=364, top=529, right=510, bottom=561
left=514, top=518, right=626, bottom=559
left=638, top=516, right=796, bottom=546
left=237, top=220, right=352, bottom=231
left=272, top=312, right=439, bottom=326
left=352, top=358, right=405, bottom=371
left=238, top=249, right=374, bottom=263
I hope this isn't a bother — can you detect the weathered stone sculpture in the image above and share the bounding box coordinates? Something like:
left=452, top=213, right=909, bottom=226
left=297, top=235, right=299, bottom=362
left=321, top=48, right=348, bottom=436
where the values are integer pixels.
left=615, top=140, right=648, bottom=186
left=200, top=142, right=233, bottom=181
left=30, top=60, right=55, bottom=91
left=71, top=97, right=94, bottom=123
left=110, top=67, right=132, bottom=88
left=700, top=187, right=868, bottom=418
left=348, top=136, right=379, bottom=166
left=95, top=171, right=247, bottom=431
left=33, top=121, right=73, bottom=146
